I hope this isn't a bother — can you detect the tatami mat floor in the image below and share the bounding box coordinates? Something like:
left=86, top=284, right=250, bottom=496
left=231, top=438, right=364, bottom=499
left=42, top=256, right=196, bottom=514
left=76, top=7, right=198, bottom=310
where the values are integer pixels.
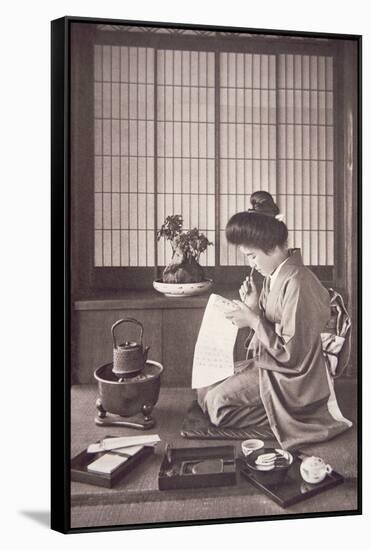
left=70, top=379, right=358, bottom=529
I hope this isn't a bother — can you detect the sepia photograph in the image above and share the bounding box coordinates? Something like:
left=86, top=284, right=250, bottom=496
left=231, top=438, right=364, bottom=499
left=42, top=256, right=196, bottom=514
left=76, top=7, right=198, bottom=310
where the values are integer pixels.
left=51, top=15, right=361, bottom=533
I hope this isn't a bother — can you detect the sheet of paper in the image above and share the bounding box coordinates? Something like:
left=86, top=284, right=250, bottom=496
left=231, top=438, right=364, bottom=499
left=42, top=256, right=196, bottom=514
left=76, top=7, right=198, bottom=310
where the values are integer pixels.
left=87, top=453, right=129, bottom=474
left=192, top=293, right=239, bottom=389
left=87, top=434, right=161, bottom=454
left=113, top=444, right=144, bottom=456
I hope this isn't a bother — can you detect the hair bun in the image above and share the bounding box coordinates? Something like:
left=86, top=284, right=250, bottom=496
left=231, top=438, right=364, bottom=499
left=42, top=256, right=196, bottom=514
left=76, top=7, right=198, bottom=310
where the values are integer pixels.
left=250, top=190, right=279, bottom=217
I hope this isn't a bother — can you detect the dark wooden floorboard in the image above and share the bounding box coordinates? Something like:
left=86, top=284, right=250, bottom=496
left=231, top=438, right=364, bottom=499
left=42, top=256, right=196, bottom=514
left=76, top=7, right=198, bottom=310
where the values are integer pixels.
left=71, top=479, right=357, bottom=529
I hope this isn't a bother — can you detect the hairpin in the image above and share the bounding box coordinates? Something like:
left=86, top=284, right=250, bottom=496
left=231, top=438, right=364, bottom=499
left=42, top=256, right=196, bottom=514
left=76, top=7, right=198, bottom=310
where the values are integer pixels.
left=248, top=209, right=285, bottom=222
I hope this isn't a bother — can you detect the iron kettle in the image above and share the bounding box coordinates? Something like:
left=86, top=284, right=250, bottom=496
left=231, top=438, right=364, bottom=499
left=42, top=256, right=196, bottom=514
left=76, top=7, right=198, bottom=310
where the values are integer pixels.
left=111, top=318, right=150, bottom=376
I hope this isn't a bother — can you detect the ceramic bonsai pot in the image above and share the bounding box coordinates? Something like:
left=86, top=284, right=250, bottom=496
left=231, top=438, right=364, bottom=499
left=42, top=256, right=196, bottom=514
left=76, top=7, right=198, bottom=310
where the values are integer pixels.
left=153, top=278, right=213, bottom=297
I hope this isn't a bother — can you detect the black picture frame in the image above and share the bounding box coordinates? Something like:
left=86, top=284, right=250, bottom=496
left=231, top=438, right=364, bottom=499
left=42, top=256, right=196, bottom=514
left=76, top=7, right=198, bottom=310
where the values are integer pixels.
left=51, top=16, right=362, bottom=533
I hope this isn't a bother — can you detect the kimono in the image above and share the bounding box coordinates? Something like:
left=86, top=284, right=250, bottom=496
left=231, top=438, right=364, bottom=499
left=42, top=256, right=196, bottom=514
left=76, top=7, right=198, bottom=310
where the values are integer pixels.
left=197, top=250, right=352, bottom=449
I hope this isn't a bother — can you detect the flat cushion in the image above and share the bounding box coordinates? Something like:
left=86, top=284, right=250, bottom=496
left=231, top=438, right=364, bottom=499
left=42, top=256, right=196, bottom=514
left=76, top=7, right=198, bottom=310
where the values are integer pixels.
left=180, top=400, right=277, bottom=442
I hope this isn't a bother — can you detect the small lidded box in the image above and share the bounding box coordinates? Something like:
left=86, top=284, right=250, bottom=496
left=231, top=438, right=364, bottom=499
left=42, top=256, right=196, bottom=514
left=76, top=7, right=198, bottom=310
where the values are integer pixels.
left=71, top=438, right=154, bottom=488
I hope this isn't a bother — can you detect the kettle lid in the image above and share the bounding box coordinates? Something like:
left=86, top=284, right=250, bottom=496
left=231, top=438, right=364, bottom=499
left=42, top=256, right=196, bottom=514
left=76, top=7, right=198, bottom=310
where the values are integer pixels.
left=119, top=340, right=141, bottom=349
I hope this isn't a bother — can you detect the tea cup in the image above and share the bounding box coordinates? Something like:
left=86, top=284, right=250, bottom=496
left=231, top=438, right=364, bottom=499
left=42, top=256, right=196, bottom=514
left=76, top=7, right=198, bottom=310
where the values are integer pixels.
left=241, top=439, right=264, bottom=456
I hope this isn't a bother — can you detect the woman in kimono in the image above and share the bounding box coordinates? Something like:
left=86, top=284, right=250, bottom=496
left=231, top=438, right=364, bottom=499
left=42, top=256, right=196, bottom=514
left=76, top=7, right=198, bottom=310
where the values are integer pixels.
left=197, top=191, right=352, bottom=449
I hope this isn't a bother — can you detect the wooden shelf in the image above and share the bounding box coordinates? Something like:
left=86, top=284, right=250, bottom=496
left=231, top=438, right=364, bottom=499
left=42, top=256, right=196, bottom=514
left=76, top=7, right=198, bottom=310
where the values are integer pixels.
left=74, top=287, right=239, bottom=311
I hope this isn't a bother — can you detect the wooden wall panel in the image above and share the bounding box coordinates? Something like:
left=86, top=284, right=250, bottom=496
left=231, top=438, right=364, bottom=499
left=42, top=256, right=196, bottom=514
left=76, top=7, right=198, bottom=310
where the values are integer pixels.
left=73, top=282, right=276, bottom=386
left=74, top=309, right=162, bottom=384
left=73, top=306, right=251, bottom=387
left=162, top=309, right=204, bottom=387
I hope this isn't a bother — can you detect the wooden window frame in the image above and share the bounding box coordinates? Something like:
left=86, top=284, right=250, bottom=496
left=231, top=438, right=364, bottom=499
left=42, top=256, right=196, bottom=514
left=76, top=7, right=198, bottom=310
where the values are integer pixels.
left=70, top=22, right=352, bottom=298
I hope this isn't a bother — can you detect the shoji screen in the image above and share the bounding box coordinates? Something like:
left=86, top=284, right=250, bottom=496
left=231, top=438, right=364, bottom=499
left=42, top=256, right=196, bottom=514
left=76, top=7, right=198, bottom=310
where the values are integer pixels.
left=156, top=50, right=216, bottom=267
left=219, top=53, right=277, bottom=265
left=276, top=54, right=334, bottom=265
left=93, top=45, right=334, bottom=270
left=94, top=45, right=156, bottom=267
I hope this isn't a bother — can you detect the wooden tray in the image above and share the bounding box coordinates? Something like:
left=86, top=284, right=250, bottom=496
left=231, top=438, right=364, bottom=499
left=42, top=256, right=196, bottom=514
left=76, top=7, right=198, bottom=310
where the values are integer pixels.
left=158, top=445, right=236, bottom=491
left=239, top=452, right=344, bottom=508
left=71, top=438, right=154, bottom=489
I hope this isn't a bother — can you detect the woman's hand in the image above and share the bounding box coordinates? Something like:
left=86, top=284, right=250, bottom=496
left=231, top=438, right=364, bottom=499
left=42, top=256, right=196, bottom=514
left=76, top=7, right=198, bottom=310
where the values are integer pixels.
left=225, top=301, right=260, bottom=330
left=239, top=275, right=259, bottom=314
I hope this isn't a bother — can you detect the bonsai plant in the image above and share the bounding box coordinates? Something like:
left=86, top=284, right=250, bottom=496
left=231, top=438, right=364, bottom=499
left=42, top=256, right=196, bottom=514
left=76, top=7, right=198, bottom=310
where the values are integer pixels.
left=156, top=215, right=213, bottom=284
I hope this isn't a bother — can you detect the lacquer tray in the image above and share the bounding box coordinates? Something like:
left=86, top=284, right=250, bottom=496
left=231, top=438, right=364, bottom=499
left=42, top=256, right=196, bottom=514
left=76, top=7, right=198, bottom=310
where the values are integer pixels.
left=239, top=452, right=344, bottom=508
left=71, top=437, right=154, bottom=489
left=158, top=445, right=236, bottom=490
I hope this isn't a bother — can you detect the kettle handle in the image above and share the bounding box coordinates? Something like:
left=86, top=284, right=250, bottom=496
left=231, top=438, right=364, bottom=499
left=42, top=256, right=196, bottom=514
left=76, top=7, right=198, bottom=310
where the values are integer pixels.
left=111, top=318, right=144, bottom=349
